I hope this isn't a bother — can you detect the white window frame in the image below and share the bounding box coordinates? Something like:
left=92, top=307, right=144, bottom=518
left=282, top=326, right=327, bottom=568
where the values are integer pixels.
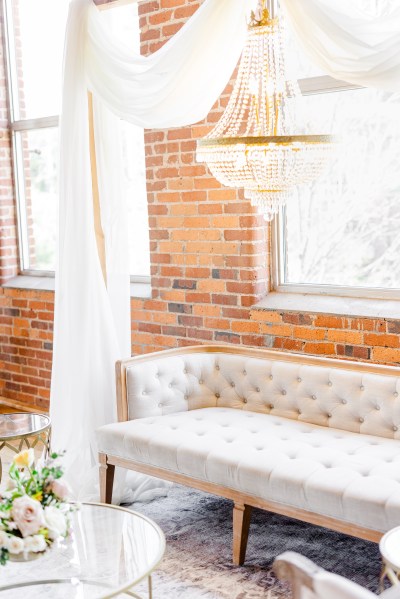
left=271, top=74, right=400, bottom=301
left=2, top=0, right=58, bottom=277
left=2, top=0, right=150, bottom=284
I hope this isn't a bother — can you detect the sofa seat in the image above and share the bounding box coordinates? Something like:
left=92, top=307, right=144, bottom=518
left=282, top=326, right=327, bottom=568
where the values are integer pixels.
left=97, top=406, right=400, bottom=531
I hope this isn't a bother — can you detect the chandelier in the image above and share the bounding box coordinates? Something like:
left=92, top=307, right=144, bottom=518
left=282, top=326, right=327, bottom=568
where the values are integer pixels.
left=196, top=1, right=334, bottom=221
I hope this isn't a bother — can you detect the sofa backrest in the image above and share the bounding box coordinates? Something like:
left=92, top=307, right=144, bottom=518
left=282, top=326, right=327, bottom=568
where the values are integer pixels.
left=117, top=346, right=400, bottom=440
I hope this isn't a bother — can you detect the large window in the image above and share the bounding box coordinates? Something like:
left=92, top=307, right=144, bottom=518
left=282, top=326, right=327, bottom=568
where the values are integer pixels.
left=273, top=8, right=400, bottom=298
left=3, top=0, right=150, bottom=279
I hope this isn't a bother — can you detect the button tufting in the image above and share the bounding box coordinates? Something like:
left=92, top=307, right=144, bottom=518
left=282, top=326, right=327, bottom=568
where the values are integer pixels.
left=158, top=403, right=162, bottom=408
left=155, top=373, right=159, bottom=378
left=168, top=383, right=172, bottom=388
left=269, top=404, right=274, bottom=409
left=359, top=417, right=364, bottom=423
left=243, top=398, right=248, bottom=404
left=282, top=390, right=287, bottom=395
left=341, top=399, right=347, bottom=404
left=297, top=377, right=302, bottom=383
left=243, top=370, right=247, bottom=375
left=199, top=380, right=203, bottom=385
left=328, top=381, right=332, bottom=387
left=327, top=413, right=332, bottom=418
left=256, top=447, right=263, bottom=451
left=231, top=382, right=235, bottom=387
left=215, top=392, right=220, bottom=398
left=394, top=426, right=398, bottom=432
left=312, top=395, right=316, bottom=400
left=395, top=392, right=399, bottom=398
left=142, top=391, right=147, bottom=395
left=360, top=385, right=364, bottom=391
left=256, top=387, right=260, bottom=392
left=375, top=405, right=380, bottom=410
left=184, top=369, right=188, bottom=374
left=298, top=409, right=301, bottom=415
left=215, top=365, right=220, bottom=371
left=184, top=395, right=188, bottom=400
left=269, top=375, right=273, bottom=380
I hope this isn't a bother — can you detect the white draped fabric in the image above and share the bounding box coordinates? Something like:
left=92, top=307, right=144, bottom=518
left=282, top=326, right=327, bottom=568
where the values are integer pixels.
left=50, top=0, right=248, bottom=499
left=281, top=0, right=400, bottom=91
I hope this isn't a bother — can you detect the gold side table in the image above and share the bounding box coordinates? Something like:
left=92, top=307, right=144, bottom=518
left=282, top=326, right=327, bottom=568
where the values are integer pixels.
left=0, top=412, right=51, bottom=486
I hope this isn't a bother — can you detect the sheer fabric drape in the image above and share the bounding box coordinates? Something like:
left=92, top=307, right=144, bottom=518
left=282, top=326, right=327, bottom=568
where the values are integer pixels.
left=50, top=0, right=248, bottom=499
left=281, top=0, right=400, bottom=91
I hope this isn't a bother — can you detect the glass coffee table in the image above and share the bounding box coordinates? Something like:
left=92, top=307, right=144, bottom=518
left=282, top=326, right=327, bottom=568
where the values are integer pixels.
left=0, top=502, right=165, bottom=598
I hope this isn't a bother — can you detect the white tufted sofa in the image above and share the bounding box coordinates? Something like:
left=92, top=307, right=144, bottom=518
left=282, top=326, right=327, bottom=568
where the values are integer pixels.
left=96, top=345, right=400, bottom=565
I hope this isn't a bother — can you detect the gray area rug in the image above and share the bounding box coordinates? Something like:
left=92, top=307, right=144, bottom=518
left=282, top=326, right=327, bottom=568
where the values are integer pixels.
left=131, top=485, right=383, bottom=598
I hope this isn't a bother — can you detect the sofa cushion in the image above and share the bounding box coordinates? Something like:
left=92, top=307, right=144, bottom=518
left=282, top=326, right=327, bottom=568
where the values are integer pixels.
left=97, top=407, right=400, bottom=532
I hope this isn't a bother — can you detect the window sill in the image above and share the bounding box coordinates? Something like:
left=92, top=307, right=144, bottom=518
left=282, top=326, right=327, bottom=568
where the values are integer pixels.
left=2, top=275, right=151, bottom=299
left=2, top=275, right=55, bottom=291
left=254, top=292, right=400, bottom=319
left=130, top=282, right=151, bottom=299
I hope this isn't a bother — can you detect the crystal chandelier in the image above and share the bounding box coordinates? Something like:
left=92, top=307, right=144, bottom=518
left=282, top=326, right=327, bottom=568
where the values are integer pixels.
left=196, top=0, right=334, bottom=221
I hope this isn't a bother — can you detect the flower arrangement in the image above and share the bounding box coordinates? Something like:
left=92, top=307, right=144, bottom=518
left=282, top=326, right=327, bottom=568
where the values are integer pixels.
left=0, top=449, right=74, bottom=565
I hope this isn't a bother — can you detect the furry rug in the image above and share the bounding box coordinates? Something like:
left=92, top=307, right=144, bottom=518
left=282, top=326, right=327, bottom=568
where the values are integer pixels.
left=131, top=485, right=383, bottom=598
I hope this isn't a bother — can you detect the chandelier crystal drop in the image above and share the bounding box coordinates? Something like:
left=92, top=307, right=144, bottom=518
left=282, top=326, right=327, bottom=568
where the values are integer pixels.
left=196, top=1, right=335, bottom=221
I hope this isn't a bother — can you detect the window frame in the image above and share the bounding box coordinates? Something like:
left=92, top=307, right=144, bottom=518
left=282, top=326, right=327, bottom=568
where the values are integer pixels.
left=2, top=0, right=150, bottom=284
left=271, top=74, right=400, bottom=301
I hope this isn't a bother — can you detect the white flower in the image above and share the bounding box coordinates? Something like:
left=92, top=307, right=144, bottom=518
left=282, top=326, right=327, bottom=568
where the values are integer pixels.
left=44, top=506, right=67, bottom=540
left=6, top=535, right=24, bottom=555
left=23, top=534, right=46, bottom=553
left=11, top=496, right=45, bottom=538
left=48, top=479, right=71, bottom=501
left=0, top=530, right=8, bottom=547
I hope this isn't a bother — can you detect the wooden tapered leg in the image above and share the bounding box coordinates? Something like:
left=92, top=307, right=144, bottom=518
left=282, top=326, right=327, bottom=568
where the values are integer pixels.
left=99, top=452, right=115, bottom=504
left=233, top=502, right=252, bottom=566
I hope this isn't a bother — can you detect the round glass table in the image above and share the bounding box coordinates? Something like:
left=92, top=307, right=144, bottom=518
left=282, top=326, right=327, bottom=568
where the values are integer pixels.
left=0, top=412, right=51, bottom=487
left=380, top=526, right=400, bottom=586
left=0, top=502, right=166, bottom=598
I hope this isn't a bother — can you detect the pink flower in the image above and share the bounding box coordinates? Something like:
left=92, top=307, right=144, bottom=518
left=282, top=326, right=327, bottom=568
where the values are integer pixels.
left=49, top=479, right=71, bottom=501
left=11, top=496, right=45, bottom=538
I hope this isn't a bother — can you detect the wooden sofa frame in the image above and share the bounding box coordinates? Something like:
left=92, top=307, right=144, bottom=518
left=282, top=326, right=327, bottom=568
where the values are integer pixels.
left=99, top=345, right=400, bottom=565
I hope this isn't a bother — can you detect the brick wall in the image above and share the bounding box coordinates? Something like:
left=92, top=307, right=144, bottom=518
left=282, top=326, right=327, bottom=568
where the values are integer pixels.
left=1, top=0, right=400, bottom=413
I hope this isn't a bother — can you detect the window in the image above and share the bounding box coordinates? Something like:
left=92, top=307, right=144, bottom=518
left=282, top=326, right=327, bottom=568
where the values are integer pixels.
left=3, top=0, right=150, bottom=279
left=273, top=9, right=400, bottom=298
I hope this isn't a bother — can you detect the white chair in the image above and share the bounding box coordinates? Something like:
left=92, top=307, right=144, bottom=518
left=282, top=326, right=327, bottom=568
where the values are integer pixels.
left=274, top=551, right=400, bottom=599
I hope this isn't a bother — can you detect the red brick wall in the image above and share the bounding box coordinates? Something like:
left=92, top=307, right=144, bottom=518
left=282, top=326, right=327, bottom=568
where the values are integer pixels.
left=1, top=0, right=400, bottom=413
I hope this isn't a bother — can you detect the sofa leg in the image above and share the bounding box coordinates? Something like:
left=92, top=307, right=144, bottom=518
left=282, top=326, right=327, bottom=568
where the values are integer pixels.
left=99, top=452, right=115, bottom=504
left=233, top=502, right=252, bottom=566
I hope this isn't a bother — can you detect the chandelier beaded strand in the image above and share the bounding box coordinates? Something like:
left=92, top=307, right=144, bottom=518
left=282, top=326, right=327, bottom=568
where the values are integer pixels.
left=196, top=0, right=335, bottom=221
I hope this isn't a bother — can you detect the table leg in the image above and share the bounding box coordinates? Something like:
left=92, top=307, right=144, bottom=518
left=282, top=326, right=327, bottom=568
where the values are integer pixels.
left=381, top=564, right=400, bottom=588
left=148, top=575, right=153, bottom=599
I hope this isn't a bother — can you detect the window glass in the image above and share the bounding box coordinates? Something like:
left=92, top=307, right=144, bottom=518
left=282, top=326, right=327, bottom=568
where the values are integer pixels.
left=18, top=128, right=58, bottom=271
left=283, top=88, right=400, bottom=289
left=8, top=0, right=150, bottom=277
left=12, top=0, right=69, bottom=119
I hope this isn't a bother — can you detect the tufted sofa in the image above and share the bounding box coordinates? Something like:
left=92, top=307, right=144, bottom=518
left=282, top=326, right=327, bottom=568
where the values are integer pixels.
left=96, top=345, right=400, bottom=565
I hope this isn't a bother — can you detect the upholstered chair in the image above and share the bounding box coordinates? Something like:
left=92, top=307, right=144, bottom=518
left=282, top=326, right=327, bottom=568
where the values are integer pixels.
left=274, top=551, right=400, bottom=599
